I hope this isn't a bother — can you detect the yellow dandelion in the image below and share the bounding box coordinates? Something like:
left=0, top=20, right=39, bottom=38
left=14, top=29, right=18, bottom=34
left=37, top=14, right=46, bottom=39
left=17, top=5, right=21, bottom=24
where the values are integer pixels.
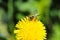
left=14, top=16, right=47, bottom=40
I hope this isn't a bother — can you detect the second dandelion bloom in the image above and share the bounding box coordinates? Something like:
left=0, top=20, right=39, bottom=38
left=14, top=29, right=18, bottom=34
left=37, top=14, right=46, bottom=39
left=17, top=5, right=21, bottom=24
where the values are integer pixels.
left=14, top=16, right=47, bottom=40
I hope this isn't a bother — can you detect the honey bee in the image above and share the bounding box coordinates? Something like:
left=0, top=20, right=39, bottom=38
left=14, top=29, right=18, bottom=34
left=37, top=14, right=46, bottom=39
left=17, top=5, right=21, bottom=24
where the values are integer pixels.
left=29, top=9, right=39, bottom=21
left=29, top=14, right=38, bottom=21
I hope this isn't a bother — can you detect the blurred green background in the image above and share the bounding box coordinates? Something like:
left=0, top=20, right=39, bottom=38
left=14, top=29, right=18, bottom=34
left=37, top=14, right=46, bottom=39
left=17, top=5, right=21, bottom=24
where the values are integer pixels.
left=0, top=0, right=60, bottom=40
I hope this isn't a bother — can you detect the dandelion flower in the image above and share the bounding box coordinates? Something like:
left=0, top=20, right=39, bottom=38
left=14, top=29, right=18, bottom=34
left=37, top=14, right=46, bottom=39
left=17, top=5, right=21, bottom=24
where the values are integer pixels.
left=14, top=16, right=47, bottom=40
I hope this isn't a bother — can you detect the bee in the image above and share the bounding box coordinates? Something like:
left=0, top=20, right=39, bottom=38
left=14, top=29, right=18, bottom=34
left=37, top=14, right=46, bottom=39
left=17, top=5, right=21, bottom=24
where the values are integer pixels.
left=29, top=14, right=38, bottom=21
left=29, top=9, right=39, bottom=21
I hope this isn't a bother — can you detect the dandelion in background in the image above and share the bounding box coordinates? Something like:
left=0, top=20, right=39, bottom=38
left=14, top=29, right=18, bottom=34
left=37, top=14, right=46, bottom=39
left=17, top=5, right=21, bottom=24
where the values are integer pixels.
left=14, top=16, right=47, bottom=40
